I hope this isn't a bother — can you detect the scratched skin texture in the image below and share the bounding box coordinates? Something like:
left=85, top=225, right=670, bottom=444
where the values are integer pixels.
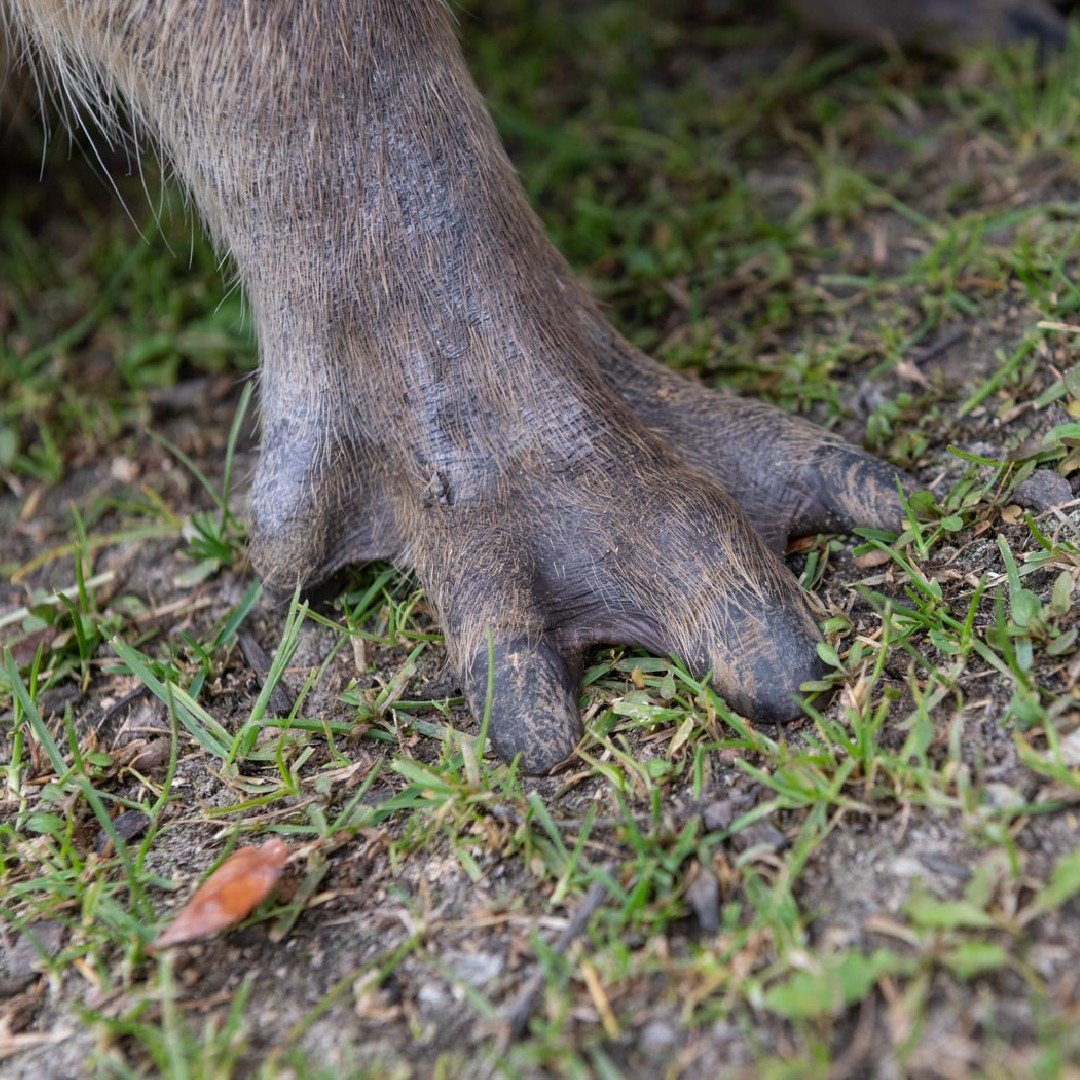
left=0, top=0, right=930, bottom=772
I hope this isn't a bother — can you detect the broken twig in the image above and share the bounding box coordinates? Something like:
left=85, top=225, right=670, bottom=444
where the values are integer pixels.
left=504, top=878, right=608, bottom=1039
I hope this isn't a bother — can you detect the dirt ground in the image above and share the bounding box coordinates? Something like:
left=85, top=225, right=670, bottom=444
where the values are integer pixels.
left=2, top=2, right=1080, bottom=1077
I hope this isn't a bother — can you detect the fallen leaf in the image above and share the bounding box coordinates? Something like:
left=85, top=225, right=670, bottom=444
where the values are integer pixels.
left=9, top=626, right=58, bottom=664
left=895, top=359, right=929, bottom=387
left=854, top=548, right=891, bottom=569
left=115, top=736, right=171, bottom=772
left=153, top=838, right=290, bottom=949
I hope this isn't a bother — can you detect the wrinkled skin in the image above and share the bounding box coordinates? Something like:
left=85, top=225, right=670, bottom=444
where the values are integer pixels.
left=3, top=1, right=1059, bottom=771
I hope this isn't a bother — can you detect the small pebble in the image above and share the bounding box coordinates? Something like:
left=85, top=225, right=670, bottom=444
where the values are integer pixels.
left=1058, top=727, right=1080, bottom=767
left=416, top=982, right=451, bottom=1015
left=444, top=950, right=503, bottom=989
left=685, top=869, right=721, bottom=935
left=6, top=921, right=66, bottom=978
left=640, top=1019, right=678, bottom=1057
left=1012, top=470, right=1072, bottom=512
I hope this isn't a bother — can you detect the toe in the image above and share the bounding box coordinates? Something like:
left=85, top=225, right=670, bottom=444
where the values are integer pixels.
left=464, top=638, right=582, bottom=773
left=427, top=546, right=584, bottom=773
left=248, top=416, right=332, bottom=588
left=785, top=441, right=908, bottom=542
left=703, top=593, right=830, bottom=723
left=603, top=475, right=833, bottom=725
left=249, top=414, right=399, bottom=588
left=669, top=553, right=829, bottom=724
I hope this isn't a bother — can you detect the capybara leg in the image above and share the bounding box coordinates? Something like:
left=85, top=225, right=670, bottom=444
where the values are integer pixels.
left=6, top=2, right=905, bottom=770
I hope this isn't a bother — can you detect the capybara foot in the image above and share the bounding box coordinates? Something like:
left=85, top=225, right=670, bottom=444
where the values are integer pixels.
left=247, top=352, right=855, bottom=774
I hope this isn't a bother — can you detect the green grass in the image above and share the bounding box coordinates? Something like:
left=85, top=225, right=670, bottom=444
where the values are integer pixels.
left=3, top=2, right=1080, bottom=1076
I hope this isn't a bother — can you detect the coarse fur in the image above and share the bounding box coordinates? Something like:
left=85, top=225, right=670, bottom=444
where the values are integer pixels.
left=2, top=0, right=928, bottom=771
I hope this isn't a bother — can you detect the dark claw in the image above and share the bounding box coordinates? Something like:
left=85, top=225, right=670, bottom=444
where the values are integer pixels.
left=788, top=444, right=910, bottom=541
left=684, top=575, right=832, bottom=724
left=465, top=639, right=582, bottom=774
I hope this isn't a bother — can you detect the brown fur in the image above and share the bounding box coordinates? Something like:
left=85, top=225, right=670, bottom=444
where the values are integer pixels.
left=13, top=0, right=1032, bottom=771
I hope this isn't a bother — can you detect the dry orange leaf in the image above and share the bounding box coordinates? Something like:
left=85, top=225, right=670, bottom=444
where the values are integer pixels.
left=153, top=838, right=290, bottom=949
left=854, top=548, right=892, bottom=570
